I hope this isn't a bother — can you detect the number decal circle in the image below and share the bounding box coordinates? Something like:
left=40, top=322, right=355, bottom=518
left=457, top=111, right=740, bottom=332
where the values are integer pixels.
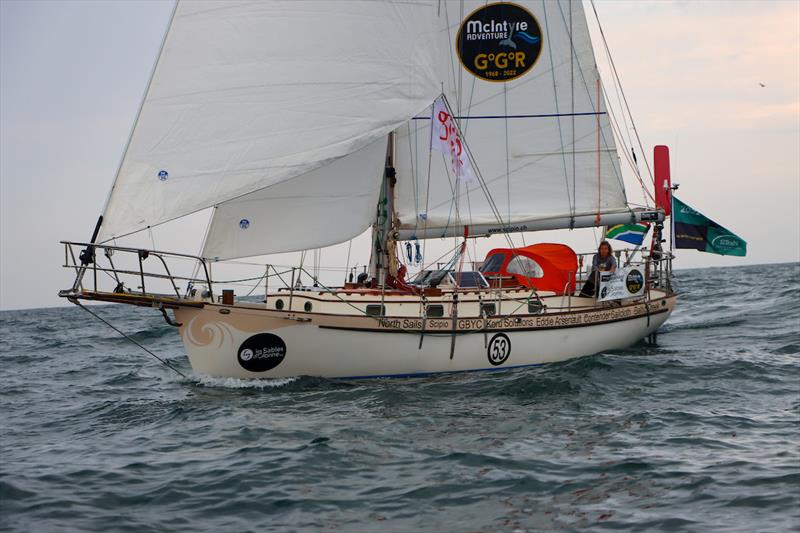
left=487, top=333, right=511, bottom=366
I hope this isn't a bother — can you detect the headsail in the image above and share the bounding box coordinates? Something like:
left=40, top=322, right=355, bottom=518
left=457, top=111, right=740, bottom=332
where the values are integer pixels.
left=394, top=0, right=632, bottom=239
left=202, top=137, right=387, bottom=260
left=98, top=0, right=443, bottom=243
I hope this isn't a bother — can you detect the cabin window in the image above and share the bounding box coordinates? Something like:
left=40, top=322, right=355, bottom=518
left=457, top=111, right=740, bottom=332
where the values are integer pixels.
left=506, top=256, right=544, bottom=278
left=426, top=304, right=444, bottom=317
left=274, top=299, right=284, bottom=310
left=479, top=253, right=505, bottom=273
left=481, top=303, right=496, bottom=317
left=365, top=304, right=385, bottom=317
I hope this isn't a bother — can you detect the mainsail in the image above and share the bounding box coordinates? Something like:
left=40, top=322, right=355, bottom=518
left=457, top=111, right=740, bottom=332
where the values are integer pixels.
left=98, top=0, right=443, bottom=244
left=394, top=0, right=632, bottom=239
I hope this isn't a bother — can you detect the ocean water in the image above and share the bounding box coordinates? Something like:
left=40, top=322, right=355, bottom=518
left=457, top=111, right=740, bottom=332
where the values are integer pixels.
left=1, top=263, right=798, bottom=532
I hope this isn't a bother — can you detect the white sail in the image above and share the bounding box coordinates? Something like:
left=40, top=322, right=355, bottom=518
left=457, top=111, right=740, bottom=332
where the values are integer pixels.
left=394, top=0, right=629, bottom=239
left=202, top=137, right=386, bottom=260
left=98, top=0, right=442, bottom=242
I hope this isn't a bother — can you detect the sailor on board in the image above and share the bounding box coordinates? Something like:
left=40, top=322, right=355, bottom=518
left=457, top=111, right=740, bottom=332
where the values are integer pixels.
left=579, top=241, right=617, bottom=298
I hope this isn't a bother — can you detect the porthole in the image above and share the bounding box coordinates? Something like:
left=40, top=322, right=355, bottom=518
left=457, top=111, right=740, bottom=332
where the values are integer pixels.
left=304, top=301, right=312, bottom=312
left=275, top=299, right=284, bottom=310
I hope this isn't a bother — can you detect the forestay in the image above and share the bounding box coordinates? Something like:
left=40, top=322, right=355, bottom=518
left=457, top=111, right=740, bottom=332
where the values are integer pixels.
left=394, top=0, right=630, bottom=239
left=99, top=0, right=442, bottom=244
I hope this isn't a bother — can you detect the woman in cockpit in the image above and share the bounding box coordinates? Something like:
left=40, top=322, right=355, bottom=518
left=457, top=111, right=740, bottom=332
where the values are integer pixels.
left=579, top=240, right=617, bottom=298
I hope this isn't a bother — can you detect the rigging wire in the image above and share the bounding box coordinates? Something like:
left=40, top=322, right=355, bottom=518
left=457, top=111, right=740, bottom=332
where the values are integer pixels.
left=406, top=122, right=419, bottom=233
left=569, top=0, right=577, bottom=221
left=71, top=299, right=189, bottom=380
left=148, top=226, right=156, bottom=251
left=542, top=0, right=575, bottom=222
left=438, top=96, right=527, bottom=275
left=190, top=206, right=216, bottom=287
left=443, top=3, right=459, bottom=114
left=601, top=22, right=636, bottom=159
left=344, top=238, right=353, bottom=283
left=312, top=248, right=321, bottom=285
left=553, top=0, right=629, bottom=208
left=588, top=13, right=654, bottom=205
left=601, top=80, right=655, bottom=204
left=601, top=84, right=648, bottom=183
left=420, top=102, right=435, bottom=271
left=503, top=81, right=511, bottom=226
left=589, top=0, right=655, bottom=184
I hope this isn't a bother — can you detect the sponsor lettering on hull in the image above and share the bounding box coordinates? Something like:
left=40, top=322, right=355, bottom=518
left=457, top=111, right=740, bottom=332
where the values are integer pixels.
left=354, top=299, right=673, bottom=333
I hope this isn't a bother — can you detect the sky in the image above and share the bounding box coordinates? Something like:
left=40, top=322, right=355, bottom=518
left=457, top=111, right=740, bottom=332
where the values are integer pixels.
left=1, top=0, right=798, bottom=310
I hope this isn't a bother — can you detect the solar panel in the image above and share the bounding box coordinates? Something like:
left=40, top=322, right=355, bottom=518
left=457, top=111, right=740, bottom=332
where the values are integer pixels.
left=453, top=271, right=489, bottom=288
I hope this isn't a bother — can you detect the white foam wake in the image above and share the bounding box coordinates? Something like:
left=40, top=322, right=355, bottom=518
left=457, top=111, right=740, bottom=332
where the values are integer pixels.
left=193, top=374, right=298, bottom=389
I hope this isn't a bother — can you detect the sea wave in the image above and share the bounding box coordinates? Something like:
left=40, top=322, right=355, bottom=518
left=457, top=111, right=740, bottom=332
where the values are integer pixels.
left=1, top=263, right=798, bottom=532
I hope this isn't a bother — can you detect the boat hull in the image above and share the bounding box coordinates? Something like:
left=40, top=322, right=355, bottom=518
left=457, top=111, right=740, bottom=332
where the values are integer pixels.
left=174, top=294, right=676, bottom=379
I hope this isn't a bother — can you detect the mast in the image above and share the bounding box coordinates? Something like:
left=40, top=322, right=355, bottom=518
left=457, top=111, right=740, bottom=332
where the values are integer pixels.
left=369, top=132, right=398, bottom=287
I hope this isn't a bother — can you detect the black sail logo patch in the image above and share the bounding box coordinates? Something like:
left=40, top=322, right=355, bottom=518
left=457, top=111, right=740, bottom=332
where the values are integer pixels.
left=237, top=333, right=286, bottom=372
left=456, top=2, right=543, bottom=82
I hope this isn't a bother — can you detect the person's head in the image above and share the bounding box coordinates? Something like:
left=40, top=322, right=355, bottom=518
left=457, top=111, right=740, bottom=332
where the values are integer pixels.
left=598, top=240, right=613, bottom=258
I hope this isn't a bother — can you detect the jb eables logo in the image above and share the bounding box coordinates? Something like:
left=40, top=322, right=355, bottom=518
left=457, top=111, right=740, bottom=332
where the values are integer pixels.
left=456, top=2, right=543, bottom=82
left=237, top=333, right=287, bottom=372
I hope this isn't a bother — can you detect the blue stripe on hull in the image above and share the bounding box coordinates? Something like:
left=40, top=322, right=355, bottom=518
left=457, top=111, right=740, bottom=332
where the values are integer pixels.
left=336, top=361, right=547, bottom=380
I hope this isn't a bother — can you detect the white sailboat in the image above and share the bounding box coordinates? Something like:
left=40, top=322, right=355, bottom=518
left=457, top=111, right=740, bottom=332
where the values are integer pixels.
left=60, top=0, right=678, bottom=379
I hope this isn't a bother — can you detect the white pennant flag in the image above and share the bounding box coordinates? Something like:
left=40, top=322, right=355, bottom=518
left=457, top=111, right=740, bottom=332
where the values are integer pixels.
left=430, top=96, right=473, bottom=183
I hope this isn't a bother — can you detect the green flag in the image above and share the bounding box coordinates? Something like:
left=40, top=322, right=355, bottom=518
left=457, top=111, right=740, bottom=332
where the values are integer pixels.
left=672, top=196, right=747, bottom=256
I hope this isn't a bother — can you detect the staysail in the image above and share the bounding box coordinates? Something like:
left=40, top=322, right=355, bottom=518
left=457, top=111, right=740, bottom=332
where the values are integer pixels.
left=394, top=0, right=634, bottom=240
left=98, top=0, right=443, bottom=244
left=201, top=137, right=387, bottom=259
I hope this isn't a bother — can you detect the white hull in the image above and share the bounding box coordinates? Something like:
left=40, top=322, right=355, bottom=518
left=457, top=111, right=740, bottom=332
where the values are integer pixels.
left=174, top=292, right=676, bottom=379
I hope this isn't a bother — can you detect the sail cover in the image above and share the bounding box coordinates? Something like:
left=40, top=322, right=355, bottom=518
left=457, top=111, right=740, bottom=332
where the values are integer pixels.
left=394, top=0, right=629, bottom=239
left=98, top=0, right=442, bottom=244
